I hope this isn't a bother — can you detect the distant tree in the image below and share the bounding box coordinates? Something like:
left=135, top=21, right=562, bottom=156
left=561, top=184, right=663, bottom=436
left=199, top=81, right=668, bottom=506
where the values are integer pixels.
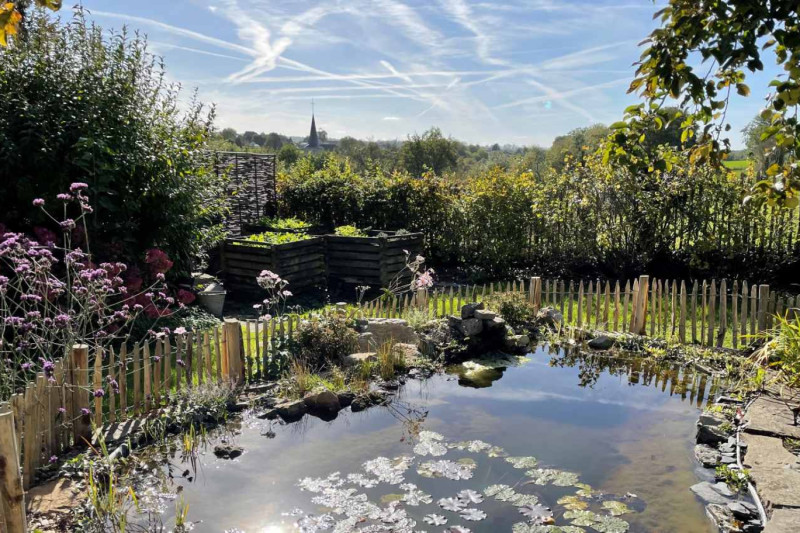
left=278, top=143, right=301, bottom=167
left=264, top=132, right=286, bottom=150
left=547, top=124, right=609, bottom=171
left=517, top=147, right=548, bottom=178
left=743, top=114, right=788, bottom=174
left=318, top=129, right=328, bottom=142
left=220, top=127, right=238, bottom=141
left=401, top=127, right=459, bottom=177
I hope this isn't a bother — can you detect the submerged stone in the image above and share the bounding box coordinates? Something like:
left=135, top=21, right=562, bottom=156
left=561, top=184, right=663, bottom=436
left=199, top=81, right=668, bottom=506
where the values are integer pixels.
left=276, top=399, right=307, bottom=422
left=213, top=444, right=243, bottom=460
left=588, top=335, right=614, bottom=350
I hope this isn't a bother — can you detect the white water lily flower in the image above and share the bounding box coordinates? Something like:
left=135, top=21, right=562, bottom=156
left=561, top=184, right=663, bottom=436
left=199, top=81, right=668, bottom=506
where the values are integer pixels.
left=459, top=508, right=487, bottom=521
left=423, top=514, right=448, bottom=525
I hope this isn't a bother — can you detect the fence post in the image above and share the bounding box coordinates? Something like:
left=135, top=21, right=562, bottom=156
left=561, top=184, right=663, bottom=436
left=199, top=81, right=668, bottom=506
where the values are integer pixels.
left=532, top=277, right=541, bottom=311
left=633, top=275, right=649, bottom=334
left=224, top=319, right=243, bottom=385
left=758, top=284, right=770, bottom=332
left=0, top=409, right=26, bottom=533
left=70, top=344, right=91, bottom=446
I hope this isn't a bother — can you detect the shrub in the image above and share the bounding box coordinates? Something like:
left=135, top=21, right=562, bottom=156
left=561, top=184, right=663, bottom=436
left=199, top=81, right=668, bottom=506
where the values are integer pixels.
left=243, top=231, right=312, bottom=245
left=0, top=9, right=226, bottom=276
left=294, top=317, right=358, bottom=367
left=484, top=292, right=537, bottom=329
left=334, top=225, right=367, bottom=237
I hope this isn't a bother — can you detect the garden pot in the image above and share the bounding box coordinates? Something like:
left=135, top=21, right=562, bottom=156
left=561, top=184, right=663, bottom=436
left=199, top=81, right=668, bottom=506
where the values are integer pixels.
left=198, top=286, right=227, bottom=317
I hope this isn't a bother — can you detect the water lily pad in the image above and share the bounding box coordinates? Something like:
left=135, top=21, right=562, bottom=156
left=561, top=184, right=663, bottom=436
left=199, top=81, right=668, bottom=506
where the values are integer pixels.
left=445, top=527, right=472, bottom=533
left=564, top=510, right=629, bottom=533
left=448, top=440, right=493, bottom=453
left=413, top=438, right=448, bottom=457
left=457, top=489, right=484, bottom=504
left=418, top=460, right=475, bottom=480
left=363, top=456, right=412, bottom=485
left=557, top=495, right=589, bottom=511
left=439, top=497, right=467, bottom=512
left=295, top=513, right=335, bottom=532
left=601, top=501, right=632, bottom=516
left=508, top=493, right=541, bottom=507
left=424, top=513, right=448, bottom=525
left=518, top=503, right=554, bottom=523
left=506, top=456, right=539, bottom=469
left=380, top=493, right=404, bottom=504
left=485, top=484, right=517, bottom=501
left=346, top=473, right=378, bottom=488
left=525, top=468, right=580, bottom=486
left=486, top=445, right=508, bottom=457
left=513, top=525, right=586, bottom=533
left=460, top=508, right=487, bottom=521
left=574, top=483, right=595, bottom=497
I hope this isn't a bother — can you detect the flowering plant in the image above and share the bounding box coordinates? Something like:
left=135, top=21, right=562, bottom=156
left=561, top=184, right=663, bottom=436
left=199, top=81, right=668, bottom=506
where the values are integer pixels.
left=254, top=270, right=292, bottom=320
left=0, top=184, right=172, bottom=399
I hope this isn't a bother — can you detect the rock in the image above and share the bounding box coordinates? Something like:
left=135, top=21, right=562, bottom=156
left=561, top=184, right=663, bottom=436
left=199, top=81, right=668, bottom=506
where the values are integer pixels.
left=461, top=302, right=484, bottom=319
left=458, top=318, right=484, bottom=337
left=253, top=395, right=277, bottom=408
left=474, top=309, right=497, bottom=320
left=514, top=334, right=530, bottom=347
left=706, top=504, right=739, bottom=533
left=720, top=456, right=737, bottom=465
left=344, top=352, right=377, bottom=367
left=303, top=388, right=341, bottom=417
left=213, top=444, right=243, bottom=459
left=246, top=383, right=277, bottom=394
left=697, top=422, right=729, bottom=445
left=712, top=482, right=735, bottom=497
left=588, top=335, right=614, bottom=350
left=357, top=332, right=375, bottom=351
left=27, top=479, right=84, bottom=514
left=700, top=413, right=727, bottom=427
left=690, top=481, right=735, bottom=504
left=695, top=444, right=722, bottom=467
left=486, top=316, right=506, bottom=330
left=256, top=409, right=278, bottom=420
left=365, top=318, right=419, bottom=346
left=381, top=380, right=400, bottom=391
left=275, top=399, right=307, bottom=422
left=728, top=502, right=758, bottom=520
left=337, top=391, right=355, bottom=407
left=536, top=307, right=563, bottom=329
left=228, top=400, right=250, bottom=413
left=350, top=395, right=370, bottom=412
left=391, top=343, right=422, bottom=366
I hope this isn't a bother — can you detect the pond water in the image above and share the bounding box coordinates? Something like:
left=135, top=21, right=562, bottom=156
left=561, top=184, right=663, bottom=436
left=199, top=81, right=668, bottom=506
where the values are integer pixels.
left=150, top=345, right=723, bottom=533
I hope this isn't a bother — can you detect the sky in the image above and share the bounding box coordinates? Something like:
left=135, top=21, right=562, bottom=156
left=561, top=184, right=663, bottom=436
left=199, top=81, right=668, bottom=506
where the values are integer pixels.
left=75, top=0, right=782, bottom=148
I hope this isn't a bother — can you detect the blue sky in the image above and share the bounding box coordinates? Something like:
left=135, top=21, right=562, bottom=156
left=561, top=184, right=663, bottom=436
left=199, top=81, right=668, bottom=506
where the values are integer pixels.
left=77, top=0, right=780, bottom=148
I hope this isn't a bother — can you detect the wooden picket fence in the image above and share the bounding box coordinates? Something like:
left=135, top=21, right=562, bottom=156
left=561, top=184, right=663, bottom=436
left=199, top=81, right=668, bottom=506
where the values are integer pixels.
left=361, top=275, right=799, bottom=349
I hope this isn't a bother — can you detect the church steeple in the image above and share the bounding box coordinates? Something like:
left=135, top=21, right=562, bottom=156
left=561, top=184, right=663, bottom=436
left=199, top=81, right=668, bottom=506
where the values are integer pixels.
left=308, top=99, right=320, bottom=148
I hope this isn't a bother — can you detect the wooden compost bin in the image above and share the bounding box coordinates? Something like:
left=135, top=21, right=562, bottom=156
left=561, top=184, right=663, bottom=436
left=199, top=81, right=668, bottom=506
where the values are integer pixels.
left=221, top=236, right=326, bottom=292
left=325, top=231, right=423, bottom=287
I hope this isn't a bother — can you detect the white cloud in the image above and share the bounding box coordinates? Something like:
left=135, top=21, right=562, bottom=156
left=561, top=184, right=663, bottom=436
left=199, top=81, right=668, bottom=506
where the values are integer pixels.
left=383, top=116, right=401, bottom=121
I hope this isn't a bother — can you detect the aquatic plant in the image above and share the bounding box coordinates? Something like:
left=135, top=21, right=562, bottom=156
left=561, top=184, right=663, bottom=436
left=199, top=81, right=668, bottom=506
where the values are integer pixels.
left=290, top=431, right=637, bottom=533
left=294, top=316, right=359, bottom=368
left=484, top=291, right=537, bottom=329
left=715, top=464, right=751, bottom=491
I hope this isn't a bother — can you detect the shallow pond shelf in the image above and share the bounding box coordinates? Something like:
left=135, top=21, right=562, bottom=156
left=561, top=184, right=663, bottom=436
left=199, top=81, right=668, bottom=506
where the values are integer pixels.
left=221, top=236, right=326, bottom=292
left=325, top=230, right=423, bottom=287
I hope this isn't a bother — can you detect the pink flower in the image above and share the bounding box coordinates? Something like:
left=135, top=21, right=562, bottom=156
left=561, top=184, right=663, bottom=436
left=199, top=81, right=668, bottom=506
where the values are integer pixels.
left=177, top=289, right=196, bottom=305
left=144, top=248, right=173, bottom=275
left=69, top=182, right=89, bottom=192
left=32, top=198, right=45, bottom=207
left=174, top=327, right=187, bottom=335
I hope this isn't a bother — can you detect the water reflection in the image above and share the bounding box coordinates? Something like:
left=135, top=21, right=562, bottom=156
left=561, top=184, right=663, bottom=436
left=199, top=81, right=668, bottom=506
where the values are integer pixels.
left=144, top=345, right=716, bottom=533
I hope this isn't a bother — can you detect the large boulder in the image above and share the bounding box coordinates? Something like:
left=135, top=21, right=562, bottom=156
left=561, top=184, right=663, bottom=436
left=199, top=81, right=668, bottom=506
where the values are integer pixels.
left=304, top=388, right=341, bottom=418
left=474, top=309, right=497, bottom=320
left=275, top=399, right=307, bottom=422
left=365, top=318, right=419, bottom=347
left=461, top=302, right=484, bottom=319
left=695, top=444, right=722, bottom=467
left=485, top=316, right=506, bottom=330
left=459, top=318, right=484, bottom=337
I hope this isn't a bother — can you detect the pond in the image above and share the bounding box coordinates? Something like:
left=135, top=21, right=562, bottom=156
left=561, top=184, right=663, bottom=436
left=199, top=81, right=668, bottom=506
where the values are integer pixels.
left=149, top=345, right=723, bottom=533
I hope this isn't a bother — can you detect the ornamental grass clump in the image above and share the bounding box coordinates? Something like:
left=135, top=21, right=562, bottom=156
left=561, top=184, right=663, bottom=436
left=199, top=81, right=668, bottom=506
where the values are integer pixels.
left=0, top=185, right=174, bottom=400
